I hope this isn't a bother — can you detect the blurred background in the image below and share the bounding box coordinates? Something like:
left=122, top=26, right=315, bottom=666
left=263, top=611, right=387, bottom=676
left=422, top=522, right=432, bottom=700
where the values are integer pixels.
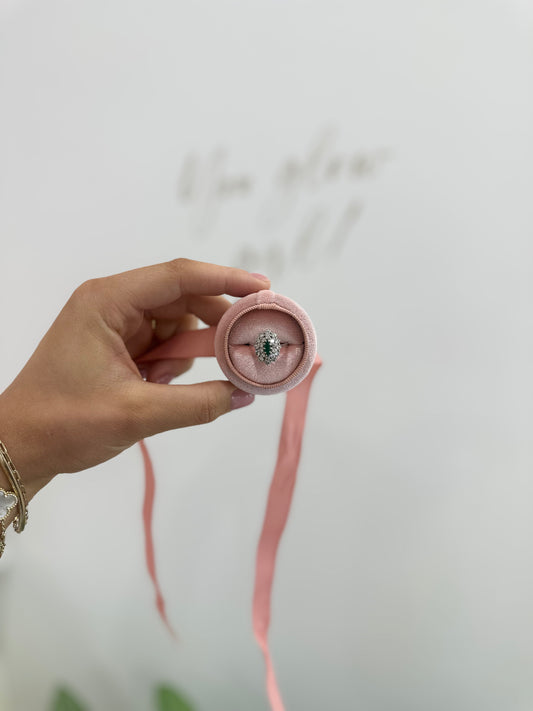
left=0, top=1, right=532, bottom=709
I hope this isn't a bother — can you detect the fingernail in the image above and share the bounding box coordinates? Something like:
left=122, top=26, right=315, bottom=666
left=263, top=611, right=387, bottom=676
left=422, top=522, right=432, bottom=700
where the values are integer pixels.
left=249, top=272, right=269, bottom=281
left=155, top=374, right=173, bottom=385
left=231, top=389, right=255, bottom=410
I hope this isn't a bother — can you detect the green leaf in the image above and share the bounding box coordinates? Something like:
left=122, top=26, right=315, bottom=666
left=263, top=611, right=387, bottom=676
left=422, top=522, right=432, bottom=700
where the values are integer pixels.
left=50, top=687, right=87, bottom=711
left=156, top=684, right=196, bottom=711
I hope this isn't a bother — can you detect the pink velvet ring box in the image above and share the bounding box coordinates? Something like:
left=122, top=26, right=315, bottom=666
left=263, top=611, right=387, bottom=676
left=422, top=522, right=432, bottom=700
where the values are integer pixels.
left=214, top=290, right=317, bottom=396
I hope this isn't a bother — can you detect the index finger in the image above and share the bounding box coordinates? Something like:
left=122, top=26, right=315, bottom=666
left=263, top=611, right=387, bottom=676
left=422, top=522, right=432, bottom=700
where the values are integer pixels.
left=109, top=258, right=270, bottom=311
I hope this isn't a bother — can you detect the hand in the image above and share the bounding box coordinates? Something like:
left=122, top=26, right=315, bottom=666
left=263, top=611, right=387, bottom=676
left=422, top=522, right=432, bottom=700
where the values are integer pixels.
left=0, top=258, right=270, bottom=507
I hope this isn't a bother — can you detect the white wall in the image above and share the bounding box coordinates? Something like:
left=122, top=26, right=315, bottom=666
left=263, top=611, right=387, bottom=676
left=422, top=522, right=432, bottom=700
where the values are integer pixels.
left=0, top=1, right=532, bottom=709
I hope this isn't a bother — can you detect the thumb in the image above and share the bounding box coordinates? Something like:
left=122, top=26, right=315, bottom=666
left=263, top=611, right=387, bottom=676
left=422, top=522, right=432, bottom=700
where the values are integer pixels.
left=131, top=379, right=255, bottom=436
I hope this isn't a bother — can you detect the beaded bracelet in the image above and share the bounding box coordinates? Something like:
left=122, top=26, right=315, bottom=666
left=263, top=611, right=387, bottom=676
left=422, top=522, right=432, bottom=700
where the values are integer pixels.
left=0, top=440, right=28, bottom=557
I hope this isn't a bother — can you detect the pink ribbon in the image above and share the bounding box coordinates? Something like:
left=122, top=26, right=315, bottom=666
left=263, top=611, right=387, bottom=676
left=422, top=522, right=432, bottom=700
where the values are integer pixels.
left=136, top=328, right=322, bottom=711
left=252, top=354, right=322, bottom=710
left=138, top=438, right=177, bottom=640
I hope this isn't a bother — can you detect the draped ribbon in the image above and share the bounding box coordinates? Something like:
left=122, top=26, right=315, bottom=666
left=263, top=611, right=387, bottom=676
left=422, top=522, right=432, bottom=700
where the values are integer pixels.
left=139, top=439, right=176, bottom=640
left=252, top=354, right=322, bottom=710
left=136, top=328, right=322, bottom=711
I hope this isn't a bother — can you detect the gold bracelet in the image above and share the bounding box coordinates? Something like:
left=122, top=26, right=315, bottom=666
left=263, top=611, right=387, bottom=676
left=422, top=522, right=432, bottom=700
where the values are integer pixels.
left=0, top=488, right=18, bottom=557
left=0, top=440, right=28, bottom=534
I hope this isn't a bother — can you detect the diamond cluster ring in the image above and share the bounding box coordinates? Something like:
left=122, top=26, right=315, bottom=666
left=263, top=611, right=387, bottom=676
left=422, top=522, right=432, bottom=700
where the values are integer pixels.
left=254, top=330, right=282, bottom=365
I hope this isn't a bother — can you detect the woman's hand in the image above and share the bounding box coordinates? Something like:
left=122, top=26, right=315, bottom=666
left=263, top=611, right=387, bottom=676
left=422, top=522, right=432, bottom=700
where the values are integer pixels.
left=0, top=258, right=270, bottom=506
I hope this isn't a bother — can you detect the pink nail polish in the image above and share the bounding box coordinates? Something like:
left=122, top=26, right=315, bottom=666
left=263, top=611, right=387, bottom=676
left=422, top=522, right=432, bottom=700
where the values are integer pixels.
left=231, top=389, right=255, bottom=410
left=249, top=272, right=269, bottom=281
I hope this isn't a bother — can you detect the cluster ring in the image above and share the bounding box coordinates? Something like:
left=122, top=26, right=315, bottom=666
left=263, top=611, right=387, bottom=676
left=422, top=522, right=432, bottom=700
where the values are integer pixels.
left=254, top=330, right=282, bottom=365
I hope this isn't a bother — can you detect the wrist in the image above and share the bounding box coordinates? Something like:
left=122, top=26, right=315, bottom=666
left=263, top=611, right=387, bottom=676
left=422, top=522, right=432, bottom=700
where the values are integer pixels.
left=0, top=388, right=55, bottom=526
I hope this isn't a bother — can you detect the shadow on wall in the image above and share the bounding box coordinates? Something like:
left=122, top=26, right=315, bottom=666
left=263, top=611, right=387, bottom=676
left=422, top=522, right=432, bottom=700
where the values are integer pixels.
left=51, top=684, right=196, bottom=711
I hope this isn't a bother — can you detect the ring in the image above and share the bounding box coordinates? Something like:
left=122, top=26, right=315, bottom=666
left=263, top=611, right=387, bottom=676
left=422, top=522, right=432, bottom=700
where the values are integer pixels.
left=254, top=330, right=281, bottom=365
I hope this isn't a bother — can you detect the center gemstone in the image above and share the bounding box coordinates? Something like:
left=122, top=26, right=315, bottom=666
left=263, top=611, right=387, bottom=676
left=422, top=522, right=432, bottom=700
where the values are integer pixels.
left=254, top=329, right=282, bottom=365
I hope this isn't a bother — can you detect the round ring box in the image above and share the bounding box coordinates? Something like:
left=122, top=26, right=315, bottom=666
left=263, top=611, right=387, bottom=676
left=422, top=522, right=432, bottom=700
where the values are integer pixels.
left=214, top=290, right=317, bottom=395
